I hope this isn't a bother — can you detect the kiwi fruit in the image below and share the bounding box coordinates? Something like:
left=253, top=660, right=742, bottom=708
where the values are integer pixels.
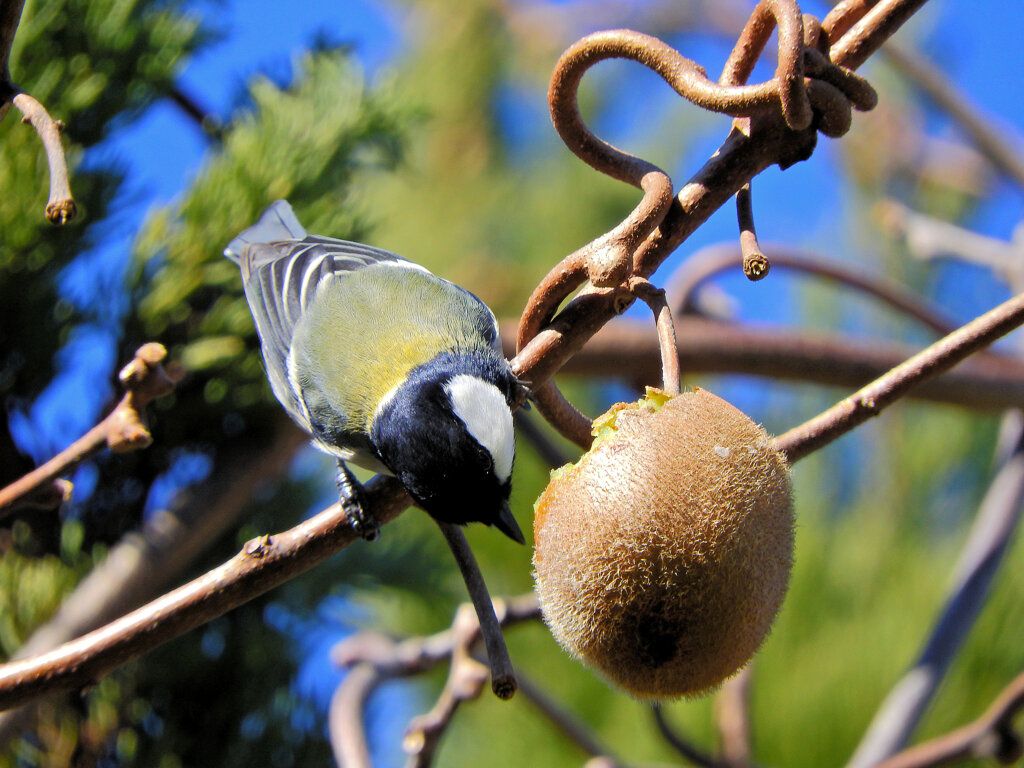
left=532, top=387, right=793, bottom=699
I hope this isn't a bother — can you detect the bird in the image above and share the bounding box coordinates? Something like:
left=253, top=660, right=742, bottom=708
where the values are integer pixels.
left=224, top=200, right=526, bottom=544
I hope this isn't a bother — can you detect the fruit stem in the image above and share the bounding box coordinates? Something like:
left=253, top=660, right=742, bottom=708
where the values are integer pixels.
left=631, top=278, right=682, bottom=395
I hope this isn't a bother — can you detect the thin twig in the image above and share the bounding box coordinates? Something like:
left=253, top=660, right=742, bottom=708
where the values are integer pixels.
left=821, top=0, right=876, bottom=44
left=872, top=671, right=1024, bottom=768
left=667, top=243, right=957, bottom=336
left=0, top=344, right=182, bottom=517
left=877, top=200, right=1024, bottom=288
left=515, top=3, right=877, bottom=422
left=651, top=704, right=726, bottom=768
left=331, top=594, right=541, bottom=675
left=735, top=186, right=769, bottom=281
left=883, top=44, right=1024, bottom=190
left=828, top=0, right=933, bottom=72
left=329, top=595, right=541, bottom=767
left=513, top=411, right=574, bottom=469
left=847, top=417, right=1024, bottom=767
left=11, top=92, right=76, bottom=224
left=403, top=606, right=490, bottom=768
left=329, top=663, right=378, bottom=768
left=166, top=85, right=223, bottom=140
left=775, top=290, right=1024, bottom=463
left=718, top=0, right=810, bottom=129
left=715, top=667, right=753, bottom=768
left=436, top=523, right=517, bottom=699
left=529, top=379, right=595, bottom=451
left=2, top=0, right=75, bottom=222
left=515, top=671, right=618, bottom=761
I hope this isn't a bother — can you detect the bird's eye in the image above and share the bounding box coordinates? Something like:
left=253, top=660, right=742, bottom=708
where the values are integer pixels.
left=474, top=444, right=494, bottom=472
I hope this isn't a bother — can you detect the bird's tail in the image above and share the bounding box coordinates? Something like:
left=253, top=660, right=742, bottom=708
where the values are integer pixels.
left=223, top=199, right=308, bottom=262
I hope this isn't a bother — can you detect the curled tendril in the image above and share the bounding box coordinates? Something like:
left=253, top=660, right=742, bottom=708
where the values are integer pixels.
left=529, top=380, right=594, bottom=451
left=719, top=0, right=810, bottom=127
left=822, top=0, right=877, bottom=47
left=516, top=0, right=880, bottom=444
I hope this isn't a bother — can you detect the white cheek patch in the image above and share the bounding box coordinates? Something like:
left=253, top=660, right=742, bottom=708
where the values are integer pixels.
left=445, top=374, right=515, bottom=482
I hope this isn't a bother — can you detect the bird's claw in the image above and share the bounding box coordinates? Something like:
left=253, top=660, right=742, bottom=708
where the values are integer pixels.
left=336, top=462, right=380, bottom=541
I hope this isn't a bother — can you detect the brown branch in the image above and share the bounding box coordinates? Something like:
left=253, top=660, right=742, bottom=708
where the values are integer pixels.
left=0, top=343, right=182, bottom=518
left=0, top=476, right=410, bottom=712
left=2, top=0, right=76, bottom=223
left=503, top=316, right=1024, bottom=412
left=872, top=671, right=1024, bottom=768
left=517, top=0, right=873, bottom=353
left=517, top=3, right=870, bottom=446
left=165, top=85, right=223, bottom=140
left=550, top=24, right=810, bottom=134
left=529, top=379, right=594, bottom=451
left=827, top=0, right=933, bottom=71
left=821, top=0, right=876, bottom=44
left=0, top=419, right=305, bottom=747
left=667, top=243, right=958, bottom=336
left=330, top=595, right=541, bottom=767
left=515, top=672, right=619, bottom=762
left=515, top=2, right=875, bottom=383
left=331, top=594, right=541, bottom=675
left=513, top=0, right=900, bottom=392
left=877, top=200, right=1024, bottom=289
left=512, top=411, right=574, bottom=470
left=403, top=606, right=491, bottom=768
left=2, top=478, right=71, bottom=514
left=775, top=290, right=1024, bottom=462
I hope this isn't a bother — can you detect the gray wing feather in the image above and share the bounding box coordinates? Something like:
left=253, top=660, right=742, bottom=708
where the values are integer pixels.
left=223, top=199, right=307, bottom=262
left=224, top=200, right=407, bottom=425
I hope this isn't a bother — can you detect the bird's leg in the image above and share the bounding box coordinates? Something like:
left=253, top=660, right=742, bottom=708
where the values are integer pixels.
left=336, top=461, right=380, bottom=541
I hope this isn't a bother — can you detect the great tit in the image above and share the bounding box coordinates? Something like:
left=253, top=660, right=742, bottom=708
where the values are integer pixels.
left=225, top=200, right=526, bottom=544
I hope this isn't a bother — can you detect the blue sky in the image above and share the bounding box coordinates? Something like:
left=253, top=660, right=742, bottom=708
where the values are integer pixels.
left=97, top=0, right=1024, bottom=260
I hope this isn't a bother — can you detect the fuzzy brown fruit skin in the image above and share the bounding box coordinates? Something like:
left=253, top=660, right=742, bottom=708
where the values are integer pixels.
left=533, top=388, right=793, bottom=699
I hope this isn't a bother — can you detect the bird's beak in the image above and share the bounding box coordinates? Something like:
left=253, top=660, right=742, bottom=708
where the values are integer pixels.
left=494, top=500, right=526, bottom=545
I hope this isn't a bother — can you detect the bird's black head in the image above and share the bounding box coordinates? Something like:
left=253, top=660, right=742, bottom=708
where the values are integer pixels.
left=371, top=350, right=525, bottom=544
